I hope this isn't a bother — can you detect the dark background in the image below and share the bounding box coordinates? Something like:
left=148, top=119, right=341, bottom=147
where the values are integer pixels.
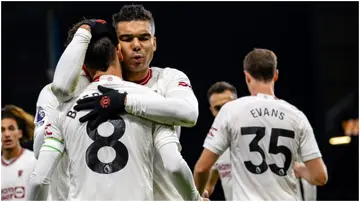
left=2, top=1, right=358, bottom=200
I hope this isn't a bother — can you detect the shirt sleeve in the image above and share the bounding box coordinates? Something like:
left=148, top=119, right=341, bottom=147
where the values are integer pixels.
left=298, top=113, right=322, bottom=162
left=40, top=112, right=65, bottom=155
left=33, top=85, right=58, bottom=159
left=154, top=125, right=201, bottom=201
left=125, top=69, right=199, bottom=127
left=26, top=150, right=62, bottom=201
left=203, top=104, right=231, bottom=156
left=51, top=28, right=91, bottom=103
left=153, top=124, right=180, bottom=151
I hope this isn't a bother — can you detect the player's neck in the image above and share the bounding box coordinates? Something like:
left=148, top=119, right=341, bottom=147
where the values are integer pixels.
left=93, top=65, right=123, bottom=80
left=250, top=83, right=275, bottom=97
left=2, top=144, right=22, bottom=160
left=124, top=67, right=150, bottom=83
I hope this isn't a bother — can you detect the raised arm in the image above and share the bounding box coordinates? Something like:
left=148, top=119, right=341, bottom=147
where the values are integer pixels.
left=51, top=26, right=91, bottom=103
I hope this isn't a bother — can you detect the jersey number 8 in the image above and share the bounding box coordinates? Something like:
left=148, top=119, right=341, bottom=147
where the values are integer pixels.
left=85, top=117, right=128, bottom=174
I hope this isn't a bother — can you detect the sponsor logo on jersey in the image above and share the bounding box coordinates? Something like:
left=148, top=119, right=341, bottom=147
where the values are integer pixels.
left=35, top=106, right=45, bottom=126
left=215, top=163, right=232, bottom=178
left=178, top=81, right=192, bottom=88
left=1, top=186, right=25, bottom=200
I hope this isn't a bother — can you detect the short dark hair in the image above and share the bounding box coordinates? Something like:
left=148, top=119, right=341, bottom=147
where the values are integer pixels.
left=207, top=81, right=238, bottom=101
left=1, top=105, right=34, bottom=143
left=112, top=4, right=155, bottom=34
left=65, top=19, right=88, bottom=48
left=64, top=19, right=117, bottom=72
left=84, top=37, right=117, bottom=72
left=243, top=48, right=277, bottom=82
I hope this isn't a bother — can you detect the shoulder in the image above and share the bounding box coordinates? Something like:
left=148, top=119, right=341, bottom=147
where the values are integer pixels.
left=223, top=96, right=254, bottom=111
left=37, top=83, right=58, bottom=106
left=152, top=66, right=189, bottom=79
left=22, top=149, right=36, bottom=162
left=277, top=99, right=307, bottom=120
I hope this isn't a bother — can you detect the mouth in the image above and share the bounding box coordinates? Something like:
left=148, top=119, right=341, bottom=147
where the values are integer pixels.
left=133, top=54, right=144, bottom=62
left=3, top=140, right=13, bottom=145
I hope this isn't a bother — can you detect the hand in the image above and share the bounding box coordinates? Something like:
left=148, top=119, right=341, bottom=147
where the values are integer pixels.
left=201, top=197, right=210, bottom=201
left=74, top=85, right=127, bottom=130
left=80, top=19, right=118, bottom=47
left=294, top=162, right=307, bottom=178
left=202, top=190, right=209, bottom=198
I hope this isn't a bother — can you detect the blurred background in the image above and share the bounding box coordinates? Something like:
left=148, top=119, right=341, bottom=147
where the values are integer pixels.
left=2, top=1, right=359, bottom=200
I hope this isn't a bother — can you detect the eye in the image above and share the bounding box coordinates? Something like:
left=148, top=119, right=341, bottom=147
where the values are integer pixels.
left=9, top=126, right=15, bottom=131
left=138, top=34, right=151, bottom=41
left=119, top=35, right=133, bottom=42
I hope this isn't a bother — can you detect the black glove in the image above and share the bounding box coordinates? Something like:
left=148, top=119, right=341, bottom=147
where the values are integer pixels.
left=74, top=85, right=127, bottom=130
left=81, top=19, right=118, bottom=47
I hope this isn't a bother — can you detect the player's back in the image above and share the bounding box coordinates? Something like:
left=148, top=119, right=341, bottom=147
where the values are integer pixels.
left=58, top=75, right=162, bottom=200
left=222, top=93, right=316, bottom=200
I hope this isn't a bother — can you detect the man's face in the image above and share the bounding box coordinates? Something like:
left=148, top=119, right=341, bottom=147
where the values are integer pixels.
left=116, top=20, right=157, bottom=73
left=1, top=118, right=22, bottom=150
left=209, top=90, right=236, bottom=117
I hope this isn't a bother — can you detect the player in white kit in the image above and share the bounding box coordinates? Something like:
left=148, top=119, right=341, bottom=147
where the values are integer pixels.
left=297, top=172, right=317, bottom=200
left=1, top=105, right=36, bottom=201
left=200, top=81, right=237, bottom=200
left=32, top=21, right=92, bottom=200
left=194, top=48, right=328, bottom=200
left=51, top=5, right=199, bottom=201
left=27, top=20, right=202, bottom=201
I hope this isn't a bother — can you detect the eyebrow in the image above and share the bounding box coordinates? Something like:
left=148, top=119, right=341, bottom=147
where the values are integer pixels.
left=119, top=33, right=152, bottom=37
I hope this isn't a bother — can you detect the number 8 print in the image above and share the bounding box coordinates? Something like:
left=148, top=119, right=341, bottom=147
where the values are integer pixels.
left=85, top=116, right=129, bottom=174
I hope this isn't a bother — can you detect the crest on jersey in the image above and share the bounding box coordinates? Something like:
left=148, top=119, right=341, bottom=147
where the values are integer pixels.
left=18, top=170, right=23, bottom=177
left=35, top=106, right=45, bottom=126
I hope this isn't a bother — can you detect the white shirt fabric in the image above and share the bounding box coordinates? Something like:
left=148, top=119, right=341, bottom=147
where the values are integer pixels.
left=204, top=93, right=322, bottom=201
left=49, top=28, right=199, bottom=201
left=211, top=148, right=232, bottom=200
left=34, top=73, right=89, bottom=200
left=28, top=75, right=202, bottom=201
left=132, top=66, right=197, bottom=200
left=1, top=149, right=36, bottom=201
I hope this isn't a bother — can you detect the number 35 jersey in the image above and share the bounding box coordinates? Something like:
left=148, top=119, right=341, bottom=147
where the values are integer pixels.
left=203, top=93, right=322, bottom=201
left=46, top=75, right=179, bottom=201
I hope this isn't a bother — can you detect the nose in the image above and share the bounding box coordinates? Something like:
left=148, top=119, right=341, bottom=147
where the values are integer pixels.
left=131, top=37, right=141, bottom=52
left=2, top=129, right=10, bottom=138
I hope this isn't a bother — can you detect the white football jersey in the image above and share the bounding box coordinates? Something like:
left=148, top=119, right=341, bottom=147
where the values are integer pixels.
left=34, top=74, right=89, bottom=200
left=1, top=149, right=36, bottom=201
left=43, top=75, right=179, bottom=200
left=34, top=84, right=70, bottom=201
left=204, top=93, right=322, bottom=201
left=297, top=178, right=317, bottom=201
left=140, top=67, right=195, bottom=200
left=212, top=148, right=232, bottom=201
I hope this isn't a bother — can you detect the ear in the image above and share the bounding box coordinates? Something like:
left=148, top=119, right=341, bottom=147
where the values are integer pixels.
left=17, top=129, right=23, bottom=139
left=117, top=44, right=124, bottom=61
left=244, top=71, right=251, bottom=84
left=152, top=36, right=157, bottom=52
left=274, top=69, right=279, bottom=82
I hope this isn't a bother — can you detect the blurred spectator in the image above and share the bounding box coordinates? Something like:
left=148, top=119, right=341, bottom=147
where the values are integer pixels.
left=1, top=105, right=36, bottom=201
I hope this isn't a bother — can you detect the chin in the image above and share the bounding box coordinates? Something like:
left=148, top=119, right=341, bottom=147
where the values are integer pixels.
left=2, top=145, right=15, bottom=150
left=128, top=65, right=147, bottom=73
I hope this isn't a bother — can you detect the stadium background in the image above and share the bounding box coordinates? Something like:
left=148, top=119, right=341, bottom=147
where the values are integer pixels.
left=2, top=1, right=358, bottom=200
